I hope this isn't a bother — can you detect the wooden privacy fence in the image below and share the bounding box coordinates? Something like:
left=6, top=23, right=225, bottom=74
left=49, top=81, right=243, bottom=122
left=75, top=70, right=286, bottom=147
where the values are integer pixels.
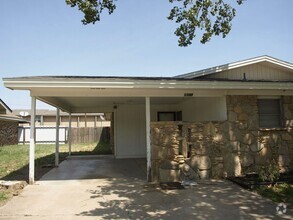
left=70, top=127, right=110, bottom=144
left=18, top=126, right=110, bottom=144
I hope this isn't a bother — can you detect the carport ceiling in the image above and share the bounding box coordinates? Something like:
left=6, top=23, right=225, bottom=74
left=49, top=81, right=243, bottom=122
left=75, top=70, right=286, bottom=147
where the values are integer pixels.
left=38, top=96, right=192, bottom=113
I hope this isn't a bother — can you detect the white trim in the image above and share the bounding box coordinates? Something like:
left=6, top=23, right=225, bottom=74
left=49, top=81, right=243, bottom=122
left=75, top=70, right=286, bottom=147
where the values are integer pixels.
left=145, top=97, right=151, bottom=182
left=55, top=108, right=60, bottom=167
left=68, top=113, right=72, bottom=156
left=4, top=79, right=293, bottom=92
left=29, top=96, right=36, bottom=184
left=114, top=108, right=117, bottom=158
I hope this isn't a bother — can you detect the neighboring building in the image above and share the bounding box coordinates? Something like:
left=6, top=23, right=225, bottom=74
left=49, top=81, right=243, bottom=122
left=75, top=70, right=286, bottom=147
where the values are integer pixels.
left=10, top=110, right=110, bottom=127
left=3, top=55, right=293, bottom=182
left=0, top=99, right=27, bottom=146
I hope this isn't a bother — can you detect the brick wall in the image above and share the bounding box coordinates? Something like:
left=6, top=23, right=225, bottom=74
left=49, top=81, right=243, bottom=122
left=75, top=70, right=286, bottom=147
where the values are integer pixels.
left=0, top=121, right=18, bottom=146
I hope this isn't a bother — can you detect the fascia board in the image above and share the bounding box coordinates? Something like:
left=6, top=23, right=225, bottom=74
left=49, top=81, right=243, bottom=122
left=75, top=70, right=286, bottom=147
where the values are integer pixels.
left=4, top=79, right=293, bottom=90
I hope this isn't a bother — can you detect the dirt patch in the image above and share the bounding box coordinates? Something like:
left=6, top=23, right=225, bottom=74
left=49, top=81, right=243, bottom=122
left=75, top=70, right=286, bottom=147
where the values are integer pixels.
left=0, top=181, right=27, bottom=207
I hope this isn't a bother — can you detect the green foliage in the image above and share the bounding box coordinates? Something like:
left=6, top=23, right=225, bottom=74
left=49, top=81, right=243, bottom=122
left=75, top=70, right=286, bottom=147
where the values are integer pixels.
left=65, top=0, right=244, bottom=46
left=0, top=191, right=8, bottom=201
left=66, top=0, right=116, bottom=24
left=257, top=161, right=280, bottom=183
left=257, top=183, right=293, bottom=205
left=168, top=0, right=243, bottom=46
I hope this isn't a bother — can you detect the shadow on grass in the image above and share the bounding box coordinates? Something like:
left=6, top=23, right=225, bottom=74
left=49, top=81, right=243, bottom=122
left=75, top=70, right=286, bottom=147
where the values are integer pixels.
left=0, top=141, right=113, bottom=182
left=0, top=152, right=68, bottom=182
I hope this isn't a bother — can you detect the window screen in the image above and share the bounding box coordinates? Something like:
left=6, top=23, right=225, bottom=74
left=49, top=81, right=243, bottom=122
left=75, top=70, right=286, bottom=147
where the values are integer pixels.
left=258, top=99, right=281, bottom=128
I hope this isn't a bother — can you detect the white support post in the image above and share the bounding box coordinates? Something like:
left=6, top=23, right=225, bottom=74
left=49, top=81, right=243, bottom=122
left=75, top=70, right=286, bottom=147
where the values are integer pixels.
left=29, top=96, right=36, bottom=184
left=55, top=108, right=60, bottom=167
left=68, top=113, right=72, bottom=156
left=145, top=97, right=151, bottom=182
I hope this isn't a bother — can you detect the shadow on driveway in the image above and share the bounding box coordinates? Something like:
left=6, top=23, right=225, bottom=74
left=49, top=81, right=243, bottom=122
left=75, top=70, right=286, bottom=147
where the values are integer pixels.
left=0, top=158, right=292, bottom=219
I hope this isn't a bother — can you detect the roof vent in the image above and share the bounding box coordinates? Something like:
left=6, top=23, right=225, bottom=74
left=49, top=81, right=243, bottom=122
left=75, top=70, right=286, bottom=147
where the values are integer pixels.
left=184, top=93, right=193, bottom=97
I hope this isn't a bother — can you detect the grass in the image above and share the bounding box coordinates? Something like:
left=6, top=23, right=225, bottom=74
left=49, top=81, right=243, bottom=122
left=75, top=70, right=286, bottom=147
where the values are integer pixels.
left=0, top=141, right=113, bottom=180
left=0, top=191, right=8, bottom=201
left=0, top=141, right=112, bottom=206
left=257, top=183, right=293, bottom=206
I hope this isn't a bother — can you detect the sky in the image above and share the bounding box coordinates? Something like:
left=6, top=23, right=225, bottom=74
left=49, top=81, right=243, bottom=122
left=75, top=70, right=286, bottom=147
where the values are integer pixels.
left=0, top=0, right=292, bottom=110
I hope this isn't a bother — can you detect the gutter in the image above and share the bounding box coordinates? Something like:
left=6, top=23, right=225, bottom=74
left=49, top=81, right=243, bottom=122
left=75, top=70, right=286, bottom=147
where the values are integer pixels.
left=3, top=78, right=293, bottom=91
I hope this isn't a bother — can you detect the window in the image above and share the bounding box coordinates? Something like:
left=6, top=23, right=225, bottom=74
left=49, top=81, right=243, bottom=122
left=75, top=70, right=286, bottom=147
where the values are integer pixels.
left=157, top=111, right=182, bottom=121
left=257, top=99, right=282, bottom=128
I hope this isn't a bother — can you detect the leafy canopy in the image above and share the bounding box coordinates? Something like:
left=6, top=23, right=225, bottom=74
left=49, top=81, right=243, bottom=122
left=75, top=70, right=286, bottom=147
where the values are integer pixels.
left=66, top=0, right=244, bottom=47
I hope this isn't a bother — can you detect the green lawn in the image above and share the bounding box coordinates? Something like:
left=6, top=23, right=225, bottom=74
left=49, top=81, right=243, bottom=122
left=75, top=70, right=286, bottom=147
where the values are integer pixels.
left=0, top=142, right=112, bottom=206
left=0, top=142, right=113, bottom=181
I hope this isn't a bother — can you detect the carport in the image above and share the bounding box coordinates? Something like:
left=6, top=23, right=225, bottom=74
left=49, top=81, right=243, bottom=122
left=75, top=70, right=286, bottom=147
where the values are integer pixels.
left=3, top=76, right=231, bottom=184
left=5, top=75, right=266, bottom=184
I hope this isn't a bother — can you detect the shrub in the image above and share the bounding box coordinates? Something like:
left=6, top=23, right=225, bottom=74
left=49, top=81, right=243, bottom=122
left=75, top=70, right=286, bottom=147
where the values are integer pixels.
left=257, top=160, right=280, bottom=182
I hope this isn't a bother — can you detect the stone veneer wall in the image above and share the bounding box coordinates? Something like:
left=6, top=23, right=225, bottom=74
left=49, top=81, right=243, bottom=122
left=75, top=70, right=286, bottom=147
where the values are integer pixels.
left=0, top=121, right=19, bottom=146
left=151, top=95, right=293, bottom=182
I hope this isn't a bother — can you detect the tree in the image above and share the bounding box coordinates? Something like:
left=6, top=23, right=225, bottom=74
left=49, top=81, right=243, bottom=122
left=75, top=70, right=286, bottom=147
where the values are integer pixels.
left=66, top=0, right=244, bottom=47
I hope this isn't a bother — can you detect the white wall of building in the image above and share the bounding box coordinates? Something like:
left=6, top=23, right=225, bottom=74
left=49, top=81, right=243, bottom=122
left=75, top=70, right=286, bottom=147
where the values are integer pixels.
left=115, top=104, right=146, bottom=158
left=180, top=97, right=227, bottom=122
left=114, top=97, right=227, bottom=158
left=150, top=104, right=179, bottom=121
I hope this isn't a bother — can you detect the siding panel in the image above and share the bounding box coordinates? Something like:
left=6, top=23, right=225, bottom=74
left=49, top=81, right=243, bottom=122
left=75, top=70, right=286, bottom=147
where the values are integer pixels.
left=203, top=63, right=293, bottom=81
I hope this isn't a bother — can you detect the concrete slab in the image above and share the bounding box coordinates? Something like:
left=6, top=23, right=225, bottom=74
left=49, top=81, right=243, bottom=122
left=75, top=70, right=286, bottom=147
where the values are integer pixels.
left=0, top=158, right=292, bottom=219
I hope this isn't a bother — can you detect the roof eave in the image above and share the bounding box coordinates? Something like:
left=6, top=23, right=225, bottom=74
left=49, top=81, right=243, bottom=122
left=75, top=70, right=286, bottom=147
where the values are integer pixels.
left=3, top=78, right=293, bottom=91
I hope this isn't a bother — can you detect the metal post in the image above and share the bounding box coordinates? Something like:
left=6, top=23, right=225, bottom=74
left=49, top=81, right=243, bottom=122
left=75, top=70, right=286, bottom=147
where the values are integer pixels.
left=55, top=108, right=60, bottom=167
left=145, top=97, right=151, bottom=182
left=68, top=113, right=72, bottom=156
left=29, top=96, right=36, bottom=184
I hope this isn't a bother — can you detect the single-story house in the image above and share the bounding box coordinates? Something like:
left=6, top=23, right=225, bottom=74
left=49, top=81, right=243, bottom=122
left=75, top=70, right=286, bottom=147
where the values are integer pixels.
left=3, top=55, right=293, bottom=184
left=0, top=99, right=28, bottom=146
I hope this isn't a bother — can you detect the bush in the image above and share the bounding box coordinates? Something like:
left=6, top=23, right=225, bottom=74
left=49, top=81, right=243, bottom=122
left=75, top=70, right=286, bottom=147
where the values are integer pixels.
left=257, top=160, right=280, bottom=182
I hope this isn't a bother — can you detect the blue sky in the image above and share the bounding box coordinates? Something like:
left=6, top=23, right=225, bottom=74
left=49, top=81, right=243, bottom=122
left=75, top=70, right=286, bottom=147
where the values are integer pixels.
left=1, top=0, right=292, bottom=109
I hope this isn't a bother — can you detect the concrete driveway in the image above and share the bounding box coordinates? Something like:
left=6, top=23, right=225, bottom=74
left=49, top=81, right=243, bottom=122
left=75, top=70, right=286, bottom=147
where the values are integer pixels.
left=0, top=157, right=292, bottom=219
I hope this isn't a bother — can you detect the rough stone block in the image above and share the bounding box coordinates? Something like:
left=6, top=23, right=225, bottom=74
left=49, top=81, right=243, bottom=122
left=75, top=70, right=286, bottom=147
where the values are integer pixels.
left=203, top=122, right=216, bottom=136
left=228, top=111, right=237, bottom=122
left=255, top=145, right=272, bottom=166
left=238, top=113, right=249, bottom=121
left=282, top=133, right=292, bottom=141
left=223, top=153, right=241, bottom=177
left=229, top=141, right=240, bottom=152
left=159, top=169, right=180, bottom=182
left=240, top=153, right=254, bottom=167
left=194, top=144, right=210, bottom=155
left=211, top=163, right=224, bottom=178
left=189, top=155, right=211, bottom=170
left=213, top=134, right=224, bottom=142
left=250, top=143, right=263, bottom=152
left=278, top=144, right=288, bottom=155
left=198, top=170, right=210, bottom=179
left=160, top=160, right=179, bottom=170
left=243, top=133, right=255, bottom=145
left=234, top=105, right=242, bottom=114
left=278, top=155, right=290, bottom=167
left=240, top=143, right=250, bottom=152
